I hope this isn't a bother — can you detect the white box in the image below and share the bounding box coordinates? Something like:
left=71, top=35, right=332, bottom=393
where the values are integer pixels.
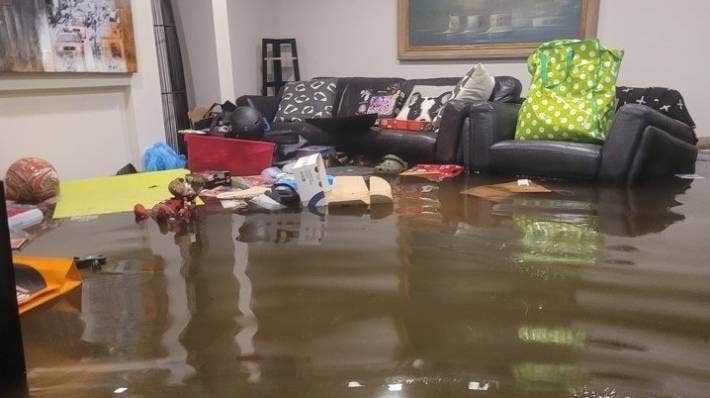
left=292, top=153, right=330, bottom=207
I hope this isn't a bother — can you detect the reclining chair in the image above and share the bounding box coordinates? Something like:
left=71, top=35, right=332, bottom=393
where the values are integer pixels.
left=462, top=93, right=698, bottom=185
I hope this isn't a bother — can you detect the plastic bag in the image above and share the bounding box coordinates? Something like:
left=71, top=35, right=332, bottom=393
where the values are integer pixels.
left=516, top=39, right=624, bottom=143
left=143, top=143, right=186, bottom=172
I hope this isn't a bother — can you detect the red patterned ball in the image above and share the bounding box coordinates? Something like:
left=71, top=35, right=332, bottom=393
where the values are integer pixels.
left=5, top=158, right=60, bottom=203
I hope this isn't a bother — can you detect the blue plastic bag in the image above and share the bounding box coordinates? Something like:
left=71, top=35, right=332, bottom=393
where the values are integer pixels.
left=143, top=143, right=186, bottom=172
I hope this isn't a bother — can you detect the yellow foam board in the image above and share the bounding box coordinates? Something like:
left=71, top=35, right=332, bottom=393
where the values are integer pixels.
left=53, top=169, right=202, bottom=219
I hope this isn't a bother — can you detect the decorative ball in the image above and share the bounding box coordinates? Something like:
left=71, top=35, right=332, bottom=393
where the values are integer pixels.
left=5, top=158, right=60, bottom=203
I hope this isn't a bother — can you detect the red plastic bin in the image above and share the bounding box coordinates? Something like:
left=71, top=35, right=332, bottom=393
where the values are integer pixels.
left=185, top=134, right=275, bottom=176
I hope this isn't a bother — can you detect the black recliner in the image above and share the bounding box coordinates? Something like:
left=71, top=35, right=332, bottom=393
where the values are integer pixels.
left=461, top=97, right=698, bottom=185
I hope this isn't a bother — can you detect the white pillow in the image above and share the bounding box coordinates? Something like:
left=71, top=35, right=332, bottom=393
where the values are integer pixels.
left=430, top=64, right=496, bottom=131
left=455, top=63, right=496, bottom=101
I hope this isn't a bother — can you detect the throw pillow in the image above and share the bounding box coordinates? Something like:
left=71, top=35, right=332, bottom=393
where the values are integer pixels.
left=274, top=78, right=338, bottom=122
left=396, top=85, right=455, bottom=122
left=454, top=63, right=496, bottom=102
left=616, top=86, right=695, bottom=128
left=431, top=63, right=496, bottom=129
left=356, top=89, right=405, bottom=118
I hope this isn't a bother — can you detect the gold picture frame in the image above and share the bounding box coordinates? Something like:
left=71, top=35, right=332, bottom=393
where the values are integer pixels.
left=398, top=0, right=599, bottom=60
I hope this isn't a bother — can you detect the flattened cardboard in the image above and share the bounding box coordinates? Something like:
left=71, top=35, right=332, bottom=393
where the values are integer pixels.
left=462, top=180, right=551, bottom=202
left=369, top=176, right=394, bottom=205
left=326, top=176, right=370, bottom=207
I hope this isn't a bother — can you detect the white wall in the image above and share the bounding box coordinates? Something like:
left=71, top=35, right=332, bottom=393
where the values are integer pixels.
left=269, top=0, right=527, bottom=81
left=0, top=0, right=166, bottom=180
left=227, top=0, right=277, bottom=96
left=596, top=0, right=710, bottom=136
left=263, top=0, right=709, bottom=136
left=173, top=0, right=273, bottom=106
left=173, top=0, right=221, bottom=108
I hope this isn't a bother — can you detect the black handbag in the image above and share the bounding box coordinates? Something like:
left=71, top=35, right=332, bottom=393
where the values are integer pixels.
left=193, top=101, right=238, bottom=133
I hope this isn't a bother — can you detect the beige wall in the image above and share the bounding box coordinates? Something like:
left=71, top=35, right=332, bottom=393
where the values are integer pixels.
left=263, top=0, right=709, bottom=136
left=0, top=0, right=165, bottom=180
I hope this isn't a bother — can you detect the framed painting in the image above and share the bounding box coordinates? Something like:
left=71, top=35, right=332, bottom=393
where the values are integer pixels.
left=0, top=0, right=137, bottom=73
left=399, top=0, right=599, bottom=60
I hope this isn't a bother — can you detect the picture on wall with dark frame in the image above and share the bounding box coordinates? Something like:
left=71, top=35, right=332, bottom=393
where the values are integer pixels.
left=399, top=0, right=599, bottom=60
left=0, top=0, right=137, bottom=73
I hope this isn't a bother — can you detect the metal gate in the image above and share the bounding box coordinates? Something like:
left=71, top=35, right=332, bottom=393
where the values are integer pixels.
left=152, top=0, right=189, bottom=153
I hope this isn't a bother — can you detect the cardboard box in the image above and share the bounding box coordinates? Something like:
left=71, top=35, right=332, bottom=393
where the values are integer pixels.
left=326, top=176, right=371, bottom=207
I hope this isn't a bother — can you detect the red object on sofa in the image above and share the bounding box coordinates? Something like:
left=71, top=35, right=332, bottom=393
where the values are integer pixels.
left=379, top=118, right=431, bottom=132
left=185, top=135, right=275, bottom=176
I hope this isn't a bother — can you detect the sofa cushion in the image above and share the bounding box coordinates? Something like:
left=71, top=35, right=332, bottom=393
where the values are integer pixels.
left=402, top=78, right=461, bottom=99
left=340, top=129, right=437, bottom=163
left=334, top=77, right=406, bottom=117
left=396, top=85, right=455, bottom=122
left=355, top=89, right=405, bottom=118
left=453, top=64, right=496, bottom=102
left=274, top=78, right=338, bottom=122
left=432, top=64, right=496, bottom=129
left=490, top=140, right=602, bottom=180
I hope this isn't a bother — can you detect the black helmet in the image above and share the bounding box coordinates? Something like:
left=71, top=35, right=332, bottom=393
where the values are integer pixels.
left=228, top=106, right=265, bottom=140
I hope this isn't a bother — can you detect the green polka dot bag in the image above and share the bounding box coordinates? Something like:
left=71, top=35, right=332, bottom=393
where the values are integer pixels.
left=516, top=39, right=624, bottom=144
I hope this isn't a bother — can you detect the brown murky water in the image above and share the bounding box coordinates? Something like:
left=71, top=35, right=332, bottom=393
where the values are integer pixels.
left=13, top=161, right=710, bottom=398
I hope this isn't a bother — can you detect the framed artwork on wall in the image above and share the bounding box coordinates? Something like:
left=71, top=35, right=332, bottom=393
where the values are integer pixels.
left=398, top=0, right=599, bottom=60
left=0, top=0, right=137, bottom=73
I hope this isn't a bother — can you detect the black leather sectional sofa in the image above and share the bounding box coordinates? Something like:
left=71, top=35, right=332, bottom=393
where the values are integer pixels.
left=237, top=76, right=698, bottom=185
left=237, top=76, right=523, bottom=164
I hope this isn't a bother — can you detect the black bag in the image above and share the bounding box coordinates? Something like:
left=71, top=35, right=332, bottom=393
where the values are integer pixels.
left=193, top=101, right=238, bottom=133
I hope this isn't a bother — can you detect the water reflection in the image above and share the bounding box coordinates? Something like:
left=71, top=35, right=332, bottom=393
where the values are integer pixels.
left=395, top=176, right=701, bottom=395
left=16, top=171, right=710, bottom=397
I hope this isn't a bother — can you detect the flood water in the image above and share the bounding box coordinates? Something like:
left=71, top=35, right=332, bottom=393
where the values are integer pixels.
left=13, top=161, right=710, bottom=398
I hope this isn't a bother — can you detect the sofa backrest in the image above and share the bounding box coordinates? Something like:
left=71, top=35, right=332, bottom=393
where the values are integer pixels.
left=332, top=76, right=522, bottom=117
left=491, top=76, right=523, bottom=103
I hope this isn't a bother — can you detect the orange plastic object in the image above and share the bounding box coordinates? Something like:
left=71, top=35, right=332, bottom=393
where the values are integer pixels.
left=13, top=256, right=82, bottom=315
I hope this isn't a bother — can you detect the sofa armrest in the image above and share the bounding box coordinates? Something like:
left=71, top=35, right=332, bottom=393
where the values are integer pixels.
left=236, top=95, right=280, bottom=122
left=599, top=104, right=698, bottom=183
left=625, top=126, right=697, bottom=184
left=435, top=99, right=474, bottom=163
left=464, top=101, right=521, bottom=172
left=616, top=104, right=697, bottom=144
